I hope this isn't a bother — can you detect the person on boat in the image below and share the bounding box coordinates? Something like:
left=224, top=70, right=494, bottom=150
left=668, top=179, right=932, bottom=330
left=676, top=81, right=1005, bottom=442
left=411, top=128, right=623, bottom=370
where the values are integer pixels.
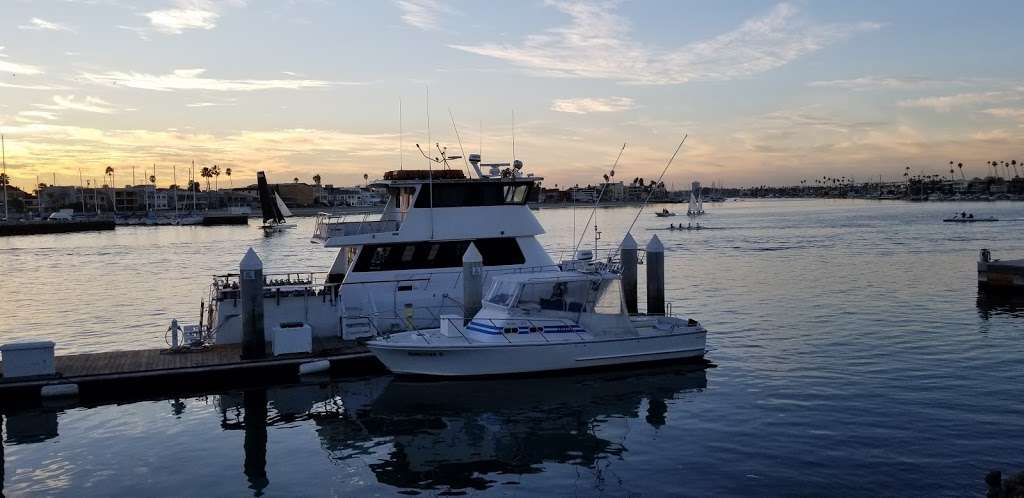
left=961, top=211, right=967, bottom=219
left=968, top=213, right=974, bottom=219
left=669, top=223, right=675, bottom=230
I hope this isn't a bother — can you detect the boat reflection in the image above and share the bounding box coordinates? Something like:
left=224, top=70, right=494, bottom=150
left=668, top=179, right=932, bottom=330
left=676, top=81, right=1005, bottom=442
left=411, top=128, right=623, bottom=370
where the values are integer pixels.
left=321, top=365, right=708, bottom=493
left=976, top=289, right=1024, bottom=320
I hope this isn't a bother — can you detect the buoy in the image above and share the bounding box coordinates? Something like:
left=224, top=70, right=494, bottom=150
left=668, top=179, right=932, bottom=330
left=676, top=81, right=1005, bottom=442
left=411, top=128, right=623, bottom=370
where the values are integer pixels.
left=41, top=383, right=79, bottom=398
left=298, top=360, right=330, bottom=376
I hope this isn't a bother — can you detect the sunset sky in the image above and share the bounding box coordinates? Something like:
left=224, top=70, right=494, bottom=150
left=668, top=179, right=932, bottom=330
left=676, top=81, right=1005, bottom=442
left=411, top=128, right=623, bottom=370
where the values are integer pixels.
left=1, top=0, right=1023, bottom=190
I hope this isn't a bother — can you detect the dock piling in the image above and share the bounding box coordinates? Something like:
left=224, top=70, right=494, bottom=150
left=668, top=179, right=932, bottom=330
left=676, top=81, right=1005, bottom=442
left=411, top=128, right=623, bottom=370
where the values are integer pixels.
left=240, top=248, right=266, bottom=360
left=621, top=232, right=639, bottom=314
left=646, top=235, right=665, bottom=315
left=463, top=243, right=483, bottom=322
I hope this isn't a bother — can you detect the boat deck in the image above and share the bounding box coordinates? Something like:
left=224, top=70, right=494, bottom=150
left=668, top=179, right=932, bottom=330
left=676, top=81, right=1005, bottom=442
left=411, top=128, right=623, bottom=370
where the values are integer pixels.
left=0, top=339, right=377, bottom=407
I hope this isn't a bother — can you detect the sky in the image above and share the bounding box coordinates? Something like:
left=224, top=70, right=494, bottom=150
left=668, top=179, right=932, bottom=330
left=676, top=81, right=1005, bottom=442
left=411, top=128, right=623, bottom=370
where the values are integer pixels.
left=1, top=0, right=1023, bottom=191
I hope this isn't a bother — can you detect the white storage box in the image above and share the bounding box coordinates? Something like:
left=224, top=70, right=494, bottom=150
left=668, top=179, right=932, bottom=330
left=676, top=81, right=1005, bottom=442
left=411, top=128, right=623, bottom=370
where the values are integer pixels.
left=271, top=322, right=312, bottom=356
left=440, top=315, right=465, bottom=338
left=1, top=341, right=56, bottom=378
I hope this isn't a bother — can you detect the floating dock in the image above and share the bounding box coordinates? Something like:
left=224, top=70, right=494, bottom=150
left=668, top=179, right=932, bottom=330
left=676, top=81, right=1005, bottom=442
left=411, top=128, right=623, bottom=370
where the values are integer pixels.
left=978, top=249, right=1024, bottom=291
left=0, top=340, right=379, bottom=408
left=0, top=219, right=116, bottom=236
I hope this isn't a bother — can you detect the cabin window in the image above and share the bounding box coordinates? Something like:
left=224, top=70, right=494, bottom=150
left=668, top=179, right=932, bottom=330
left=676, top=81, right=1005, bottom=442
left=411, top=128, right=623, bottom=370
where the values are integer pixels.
left=414, top=183, right=533, bottom=208
left=353, top=238, right=526, bottom=272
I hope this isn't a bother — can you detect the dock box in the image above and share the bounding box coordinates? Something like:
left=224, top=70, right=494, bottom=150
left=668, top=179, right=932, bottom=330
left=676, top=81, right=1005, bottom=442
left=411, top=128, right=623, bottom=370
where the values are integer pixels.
left=1, top=341, right=56, bottom=378
left=271, top=322, right=313, bottom=356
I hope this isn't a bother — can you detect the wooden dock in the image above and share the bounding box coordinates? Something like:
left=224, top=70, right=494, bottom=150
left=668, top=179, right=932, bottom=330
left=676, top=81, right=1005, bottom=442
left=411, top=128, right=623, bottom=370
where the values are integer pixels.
left=0, top=340, right=380, bottom=408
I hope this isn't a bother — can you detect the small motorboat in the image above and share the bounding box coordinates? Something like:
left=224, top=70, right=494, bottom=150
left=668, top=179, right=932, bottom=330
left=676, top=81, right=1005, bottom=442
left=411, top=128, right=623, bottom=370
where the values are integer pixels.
left=944, top=212, right=998, bottom=223
left=366, top=263, right=707, bottom=377
left=655, top=208, right=676, bottom=217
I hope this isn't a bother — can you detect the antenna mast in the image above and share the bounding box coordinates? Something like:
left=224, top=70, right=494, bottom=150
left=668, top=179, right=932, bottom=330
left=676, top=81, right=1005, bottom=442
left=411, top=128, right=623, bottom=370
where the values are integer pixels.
left=399, top=98, right=404, bottom=170
left=448, top=108, right=472, bottom=176
left=511, top=109, right=516, bottom=164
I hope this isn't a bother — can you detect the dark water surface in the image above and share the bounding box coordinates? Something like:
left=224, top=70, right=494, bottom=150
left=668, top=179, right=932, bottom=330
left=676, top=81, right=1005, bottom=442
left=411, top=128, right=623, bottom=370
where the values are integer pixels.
left=2, top=199, right=1023, bottom=497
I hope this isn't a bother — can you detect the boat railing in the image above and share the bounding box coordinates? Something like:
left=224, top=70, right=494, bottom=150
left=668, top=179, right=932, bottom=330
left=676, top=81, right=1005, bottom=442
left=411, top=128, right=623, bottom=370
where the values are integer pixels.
left=311, top=211, right=402, bottom=243
left=209, top=271, right=340, bottom=302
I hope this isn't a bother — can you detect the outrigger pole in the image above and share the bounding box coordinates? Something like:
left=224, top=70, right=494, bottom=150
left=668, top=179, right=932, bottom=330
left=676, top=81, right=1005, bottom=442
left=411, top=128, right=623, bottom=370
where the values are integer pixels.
left=614, top=133, right=688, bottom=259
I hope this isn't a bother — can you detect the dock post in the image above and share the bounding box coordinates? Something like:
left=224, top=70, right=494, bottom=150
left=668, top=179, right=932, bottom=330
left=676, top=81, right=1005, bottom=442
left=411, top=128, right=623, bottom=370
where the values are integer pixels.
left=463, top=243, right=483, bottom=323
left=240, top=248, right=266, bottom=360
left=621, top=232, right=639, bottom=314
left=646, top=235, right=665, bottom=315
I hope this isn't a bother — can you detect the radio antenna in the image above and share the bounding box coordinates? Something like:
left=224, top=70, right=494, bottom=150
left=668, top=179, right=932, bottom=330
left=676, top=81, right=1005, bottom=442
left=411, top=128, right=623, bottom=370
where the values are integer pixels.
left=399, top=97, right=404, bottom=170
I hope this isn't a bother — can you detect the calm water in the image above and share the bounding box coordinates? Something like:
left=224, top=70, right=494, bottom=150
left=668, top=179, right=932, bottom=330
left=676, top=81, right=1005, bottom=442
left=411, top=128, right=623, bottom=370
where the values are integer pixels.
left=2, top=199, right=1024, bottom=497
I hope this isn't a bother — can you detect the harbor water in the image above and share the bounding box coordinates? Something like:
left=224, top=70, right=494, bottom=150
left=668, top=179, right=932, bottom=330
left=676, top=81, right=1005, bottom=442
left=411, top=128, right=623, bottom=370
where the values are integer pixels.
left=2, top=199, right=1023, bottom=496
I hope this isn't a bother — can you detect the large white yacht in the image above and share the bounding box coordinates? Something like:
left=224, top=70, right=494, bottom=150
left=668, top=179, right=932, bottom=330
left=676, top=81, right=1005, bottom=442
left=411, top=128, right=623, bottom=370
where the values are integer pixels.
left=207, top=155, right=557, bottom=343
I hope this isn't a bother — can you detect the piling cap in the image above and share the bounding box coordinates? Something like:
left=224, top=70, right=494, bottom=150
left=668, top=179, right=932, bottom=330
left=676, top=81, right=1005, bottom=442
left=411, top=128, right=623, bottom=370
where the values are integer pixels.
left=621, top=232, right=637, bottom=250
left=240, top=247, right=263, bottom=271
left=463, top=242, right=482, bottom=263
left=646, top=234, right=664, bottom=252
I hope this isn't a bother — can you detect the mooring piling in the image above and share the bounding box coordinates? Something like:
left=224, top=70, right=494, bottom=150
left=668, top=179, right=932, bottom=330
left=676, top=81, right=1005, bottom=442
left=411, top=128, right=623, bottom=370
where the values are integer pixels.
left=240, top=248, right=266, bottom=360
left=621, top=232, right=639, bottom=314
left=646, top=235, right=665, bottom=315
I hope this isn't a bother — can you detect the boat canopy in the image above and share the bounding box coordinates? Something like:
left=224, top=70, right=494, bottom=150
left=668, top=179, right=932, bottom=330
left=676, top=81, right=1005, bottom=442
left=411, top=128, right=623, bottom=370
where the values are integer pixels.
left=484, top=271, right=623, bottom=315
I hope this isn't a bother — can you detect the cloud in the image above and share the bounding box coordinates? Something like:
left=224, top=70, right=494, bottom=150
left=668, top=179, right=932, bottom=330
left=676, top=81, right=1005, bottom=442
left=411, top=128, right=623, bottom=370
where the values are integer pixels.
left=36, top=95, right=118, bottom=114
left=145, top=3, right=219, bottom=34
left=18, top=110, right=60, bottom=121
left=983, top=107, right=1024, bottom=121
left=186, top=101, right=235, bottom=107
left=80, top=68, right=340, bottom=91
left=0, top=82, right=67, bottom=90
left=807, top=76, right=951, bottom=91
left=18, top=18, right=74, bottom=32
left=451, top=2, right=879, bottom=84
left=395, top=0, right=450, bottom=31
left=0, top=47, right=43, bottom=75
left=897, top=91, right=1021, bottom=112
left=550, top=97, right=635, bottom=114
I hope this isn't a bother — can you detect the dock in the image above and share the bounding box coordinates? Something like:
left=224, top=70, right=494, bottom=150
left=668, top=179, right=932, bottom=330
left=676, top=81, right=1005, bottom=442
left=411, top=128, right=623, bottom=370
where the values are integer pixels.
left=978, top=249, right=1024, bottom=291
left=0, top=219, right=116, bottom=236
left=0, top=340, right=380, bottom=408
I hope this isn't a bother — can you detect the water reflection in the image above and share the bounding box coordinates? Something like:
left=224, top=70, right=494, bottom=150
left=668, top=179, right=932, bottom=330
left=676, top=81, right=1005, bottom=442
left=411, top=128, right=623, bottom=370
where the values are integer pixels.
left=976, top=289, right=1024, bottom=320
left=330, top=366, right=707, bottom=493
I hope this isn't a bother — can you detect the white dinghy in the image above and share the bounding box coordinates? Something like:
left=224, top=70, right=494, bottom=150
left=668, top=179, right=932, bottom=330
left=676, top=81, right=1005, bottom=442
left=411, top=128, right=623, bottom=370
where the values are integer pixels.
left=367, top=254, right=707, bottom=377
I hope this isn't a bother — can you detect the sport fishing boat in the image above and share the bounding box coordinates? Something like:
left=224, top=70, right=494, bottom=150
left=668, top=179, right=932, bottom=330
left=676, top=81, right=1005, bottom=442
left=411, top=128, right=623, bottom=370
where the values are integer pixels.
left=257, top=171, right=296, bottom=232
left=366, top=257, right=707, bottom=376
left=206, top=154, right=558, bottom=344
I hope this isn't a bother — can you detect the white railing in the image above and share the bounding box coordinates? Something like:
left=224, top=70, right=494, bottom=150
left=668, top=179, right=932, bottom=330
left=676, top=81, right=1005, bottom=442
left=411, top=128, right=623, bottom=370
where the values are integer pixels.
left=311, top=211, right=402, bottom=242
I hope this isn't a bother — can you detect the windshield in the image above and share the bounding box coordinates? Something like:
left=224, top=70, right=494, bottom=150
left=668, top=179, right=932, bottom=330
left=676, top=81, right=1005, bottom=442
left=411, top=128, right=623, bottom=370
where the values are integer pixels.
left=485, top=280, right=518, bottom=307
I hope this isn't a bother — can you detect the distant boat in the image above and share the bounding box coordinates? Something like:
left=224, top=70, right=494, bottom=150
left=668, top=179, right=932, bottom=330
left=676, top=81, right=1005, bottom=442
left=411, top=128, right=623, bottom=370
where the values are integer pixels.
left=655, top=208, right=676, bottom=217
left=944, top=213, right=998, bottom=223
left=686, top=191, right=704, bottom=216
left=257, top=171, right=296, bottom=232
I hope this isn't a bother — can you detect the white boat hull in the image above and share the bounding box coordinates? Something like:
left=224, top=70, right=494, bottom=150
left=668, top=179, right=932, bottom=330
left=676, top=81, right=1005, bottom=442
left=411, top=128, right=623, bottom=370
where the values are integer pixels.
left=368, top=330, right=706, bottom=377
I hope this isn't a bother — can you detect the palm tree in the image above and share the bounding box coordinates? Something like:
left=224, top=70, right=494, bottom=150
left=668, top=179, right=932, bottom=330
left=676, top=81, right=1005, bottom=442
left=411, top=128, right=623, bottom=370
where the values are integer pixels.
left=363, top=173, right=369, bottom=187
left=105, top=166, right=115, bottom=187
left=225, top=167, right=232, bottom=187
left=293, top=177, right=299, bottom=184
left=312, top=174, right=322, bottom=185
left=149, top=174, right=156, bottom=185
left=211, top=164, right=221, bottom=189
left=200, top=166, right=212, bottom=191
left=958, top=162, right=964, bottom=180
left=0, top=172, right=9, bottom=187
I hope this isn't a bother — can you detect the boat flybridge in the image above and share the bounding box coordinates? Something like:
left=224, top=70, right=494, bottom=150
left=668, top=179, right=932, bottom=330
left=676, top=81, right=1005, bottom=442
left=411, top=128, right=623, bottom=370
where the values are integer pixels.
left=366, top=255, right=708, bottom=376
left=206, top=154, right=558, bottom=344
